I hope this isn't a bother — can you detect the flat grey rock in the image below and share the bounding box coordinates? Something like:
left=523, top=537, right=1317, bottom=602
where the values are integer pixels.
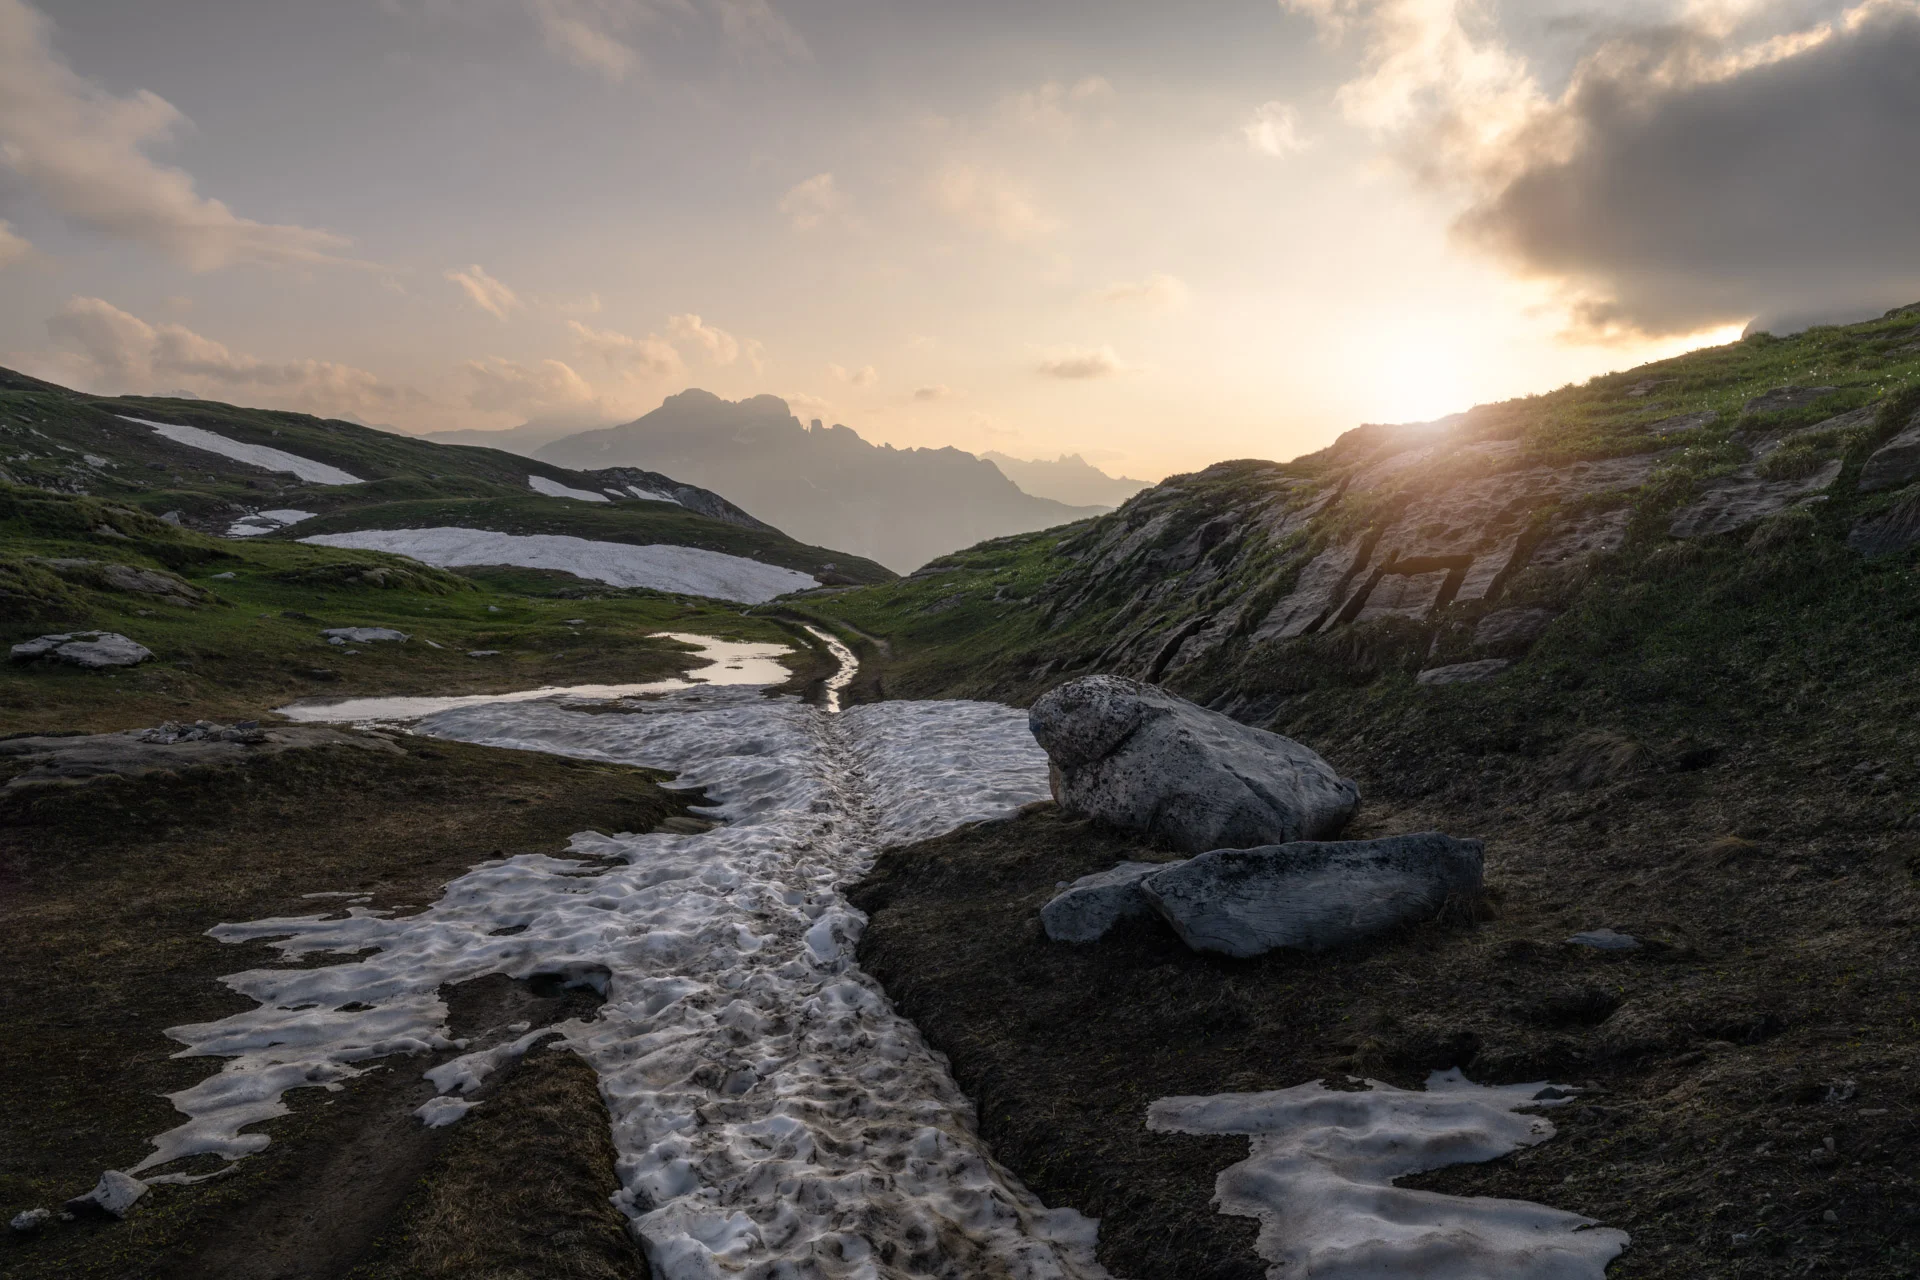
left=1531, top=508, right=1631, bottom=571
left=1352, top=569, right=1451, bottom=624
left=1417, top=658, right=1511, bottom=686
left=1849, top=491, right=1920, bottom=557
left=1568, top=929, right=1641, bottom=951
left=9, top=631, right=154, bottom=668
left=467, top=649, right=502, bottom=657
left=1472, top=608, right=1556, bottom=654
left=9, top=1207, right=52, bottom=1233
left=320, top=627, right=409, bottom=643
left=1859, top=411, right=1920, bottom=493
left=1041, top=860, right=1178, bottom=942
left=1030, top=675, right=1358, bottom=855
left=1140, top=833, right=1486, bottom=956
left=0, top=724, right=399, bottom=788
left=1669, top=459, right=1842, bottom=539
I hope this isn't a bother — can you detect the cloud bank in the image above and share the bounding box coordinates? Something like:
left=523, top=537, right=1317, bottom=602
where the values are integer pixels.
left=1291, top=0, right=1920, bottom=336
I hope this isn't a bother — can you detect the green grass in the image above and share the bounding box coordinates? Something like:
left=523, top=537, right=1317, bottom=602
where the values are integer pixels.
left=0, top=484, right=821, bottom=734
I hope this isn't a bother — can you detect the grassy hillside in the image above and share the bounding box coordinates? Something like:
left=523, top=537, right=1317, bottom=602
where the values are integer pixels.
left=808, top=307, right=1920, bottom=1279
left=0, top=485, right=833, bottom=734
left=0, top=369, right=893, bottom=588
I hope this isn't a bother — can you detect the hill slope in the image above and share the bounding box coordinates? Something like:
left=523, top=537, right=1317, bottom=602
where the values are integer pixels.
left=536, top=390, right=1105, bottom=573
left=0, top=369, right=891, bottom=599
left=802, top=305, right=1920, bottom=1279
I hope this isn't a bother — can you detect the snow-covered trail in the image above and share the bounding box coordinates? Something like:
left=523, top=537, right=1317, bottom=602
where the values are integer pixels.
left=138, top=643, right=1113, bottom=1277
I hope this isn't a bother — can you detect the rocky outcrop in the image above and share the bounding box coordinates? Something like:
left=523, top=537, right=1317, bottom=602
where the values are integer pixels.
left=9, top=631, right=153, bottom=668
left=1472, top=608, right=1557, bottom=654
left=1029, top=675, right=1358, bottom=854
left=25, top=558, right=208, bottom=605
left=321, top=627, right=409, bottom=644
left=1849, top=491, right=1920, bottom=557
left=0, top=723, right=400, bottom=788
left=1040, top=861, right=1178, bottom=943
left=1138, top=833, right=1485, bottom=956
left=1858, top=411, right=1920, bottom=492
left=1743, top=386, right=1837, bottom=416
left=1669, top=461, right=1843, bottom=538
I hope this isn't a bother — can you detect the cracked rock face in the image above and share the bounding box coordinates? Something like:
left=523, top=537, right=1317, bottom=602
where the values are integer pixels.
left=1858, top=411, right=1920, bottom=493
left=8, top=630, right=154, bottom=668
left=1029, top=675, right=1359, bottom=855
left=1139, top=833, right=1485, bottom=957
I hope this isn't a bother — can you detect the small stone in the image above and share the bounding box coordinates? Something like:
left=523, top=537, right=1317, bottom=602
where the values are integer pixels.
left=9, top=1207, right=52, bottom=1233
left=467, top=650, right=501, bottom=657
left=1417, top=658, right=1512, bottom=686
left=563, top=618, right=586, bottom=625
left=487, top=605, right=502, bottom=613
left=210, top=571, right=235, bottom=579
left=1568, top=928, right=1640, bottom=950
left=1822, top=1209, right=1839, bottom=1223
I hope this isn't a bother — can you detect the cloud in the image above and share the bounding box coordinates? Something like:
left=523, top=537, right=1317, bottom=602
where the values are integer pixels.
left=668, top=312, right=740, bottom=363
left=1035, top=344, right=1132, bottom=379
left=508, top=0, right=805, bottom=81
left=461, top=355, right=607, bottom=422
left=0, top=0, right=353, bottom=270
left=445, top=264, right=522, bottom=320
left=568, top=318, right=687, bottom=379
left=785, top=390, right=832, bottom=419
left=912, top=384, right=957, bottom=401
left=828, top=363, right=878, bottom=386
left=0, top=220, right=29, bottom=269
left=1243, top=101, right=1308, bottom=157
left=926, top=162, right=1059, bottom=242
left=778, top=172, right=845, bottom=230
left=43, top=296, right=426, bottom=421
left=1093, top=273, right=1191, bottom=309
left=1288, top=0, right=1920, bottom=336
left=1002, top=76, right=1113, bottom=140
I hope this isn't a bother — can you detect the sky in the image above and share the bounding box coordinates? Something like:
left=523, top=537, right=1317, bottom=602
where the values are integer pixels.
left=3, top=0, right=1917, bottom=480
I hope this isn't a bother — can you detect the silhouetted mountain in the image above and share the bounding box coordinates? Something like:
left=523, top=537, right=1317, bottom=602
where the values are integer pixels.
left=981, top=451, right=1152, bottom=507
left=536, top=390, right=1104, bottom=572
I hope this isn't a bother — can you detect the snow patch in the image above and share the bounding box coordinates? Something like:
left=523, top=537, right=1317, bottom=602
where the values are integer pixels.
left=414, top=1096, right=480, bottom=1128
left=226, top=509, right=318, bottom=538
left=119, top=417, right=362, bottom=486
left=136, top=682, right=1099, bottom=1275
left=627, top=484, right=681, bottom=505
left=299, top=527, right=818, bottom=603
left=275, top=632, right=792, bottom=724
left=1148, top=1070, right=1630, bottom=1278
left=528, top=474, right=610, bottom=502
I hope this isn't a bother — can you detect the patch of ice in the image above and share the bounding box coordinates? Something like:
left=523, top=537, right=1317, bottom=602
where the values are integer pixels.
left=528, top=474, right=610, bottom=502
left=119, top=417, right=362, bottom=486
left=1148, top=1069, right=1630, bottom=1278
left=275, top=632, right=792, bottom=724
left=139, top=676, right=1096, bottom=1275
left=627, top=485, right=681, bottom=505
left=299, top=527, right=818, bottom=604
left=226, top=508, right=318, bottom=538
left=414, top=1096, right=480, bottom=1128
left=10, top=1207, right=52, bottom=1233
left=66, top=1170, right=147, bottom=1218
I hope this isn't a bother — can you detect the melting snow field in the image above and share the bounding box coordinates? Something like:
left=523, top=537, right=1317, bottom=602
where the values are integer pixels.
left=130, top=668, right=1107, bottom=1276
left=299, top=527, right=819, bottom=604
left=528, top=474, right=611, bottom=502
left=1149, top=1071, right=1630, bottom=1278
left=226, top=508, right=318, bottom=538
left=118, top=417, right=363, bottom=486
left=275, top=633, right=794, bottom=724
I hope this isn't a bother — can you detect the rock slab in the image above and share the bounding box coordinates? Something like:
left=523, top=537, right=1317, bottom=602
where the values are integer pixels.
left=1139, top=833, right=1485, bottom=956
left=321, top=627, right=409, bottom=643
left=1029, top=675, right=1359, bottom=854
left=1859, top=412, right=1920, bottom=493
left=9, top=631, right=153, bottom=668
left=1041, top=860, right=1179, bottom=942
left=1417, top=659, right=1511, bottom=686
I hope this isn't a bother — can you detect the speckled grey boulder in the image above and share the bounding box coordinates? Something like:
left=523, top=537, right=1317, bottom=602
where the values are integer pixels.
left=1139, top=833, right=1485, bottom=956
left=9, top=631, right=153, bottom=668
left=1029, top=675, right=1358, bottom=855
left=1040, top=860, right=1180, bottom=943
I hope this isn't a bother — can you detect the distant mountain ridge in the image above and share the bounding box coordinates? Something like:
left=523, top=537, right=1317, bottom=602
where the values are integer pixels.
left=981, top=452, right=1151, bottom=507
left=536, top=390, right=1106, bottom=572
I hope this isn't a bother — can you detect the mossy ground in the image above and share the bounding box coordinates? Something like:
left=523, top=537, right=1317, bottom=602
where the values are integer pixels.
left=0, top=735, right=673, bottom=1279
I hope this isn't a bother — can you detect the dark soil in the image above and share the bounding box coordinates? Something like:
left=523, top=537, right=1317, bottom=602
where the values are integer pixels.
left=0, top=734, right=676, bottom=1278
left=852, top=781, right=1920, bottom=1279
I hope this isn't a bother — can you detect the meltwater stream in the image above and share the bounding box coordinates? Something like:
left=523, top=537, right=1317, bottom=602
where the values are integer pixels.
left=129, top=633, right=1113, bottom=1278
